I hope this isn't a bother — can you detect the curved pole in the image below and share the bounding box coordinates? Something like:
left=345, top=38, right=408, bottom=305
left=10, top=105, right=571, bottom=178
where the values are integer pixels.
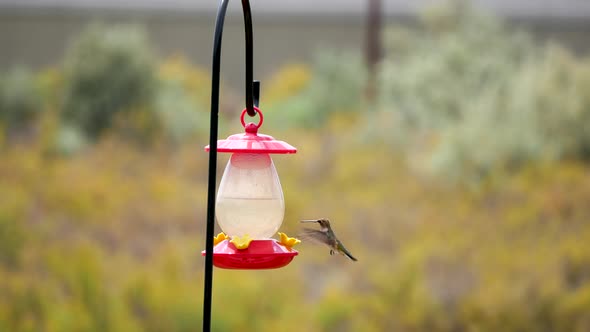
left=203, top=0, right=256, bottom=331
left=242, top=0, right=255, bottom=116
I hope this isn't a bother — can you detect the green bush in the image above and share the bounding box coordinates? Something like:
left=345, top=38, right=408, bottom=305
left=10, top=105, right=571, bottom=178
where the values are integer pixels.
left=0, top=67, right=42, bottom=135
left=61, top=23, right=157, bottom=140
left=270, top=51, right=366, bottom=128
left=376, top=4, right=590, bottom=182
left=154, top=80, right=209, bottom=144
left=155, top=57, right=212, bottom=144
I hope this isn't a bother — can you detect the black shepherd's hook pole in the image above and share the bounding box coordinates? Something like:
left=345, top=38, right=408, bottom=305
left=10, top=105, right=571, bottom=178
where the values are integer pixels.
left=203, top=0, right=258, bottom=331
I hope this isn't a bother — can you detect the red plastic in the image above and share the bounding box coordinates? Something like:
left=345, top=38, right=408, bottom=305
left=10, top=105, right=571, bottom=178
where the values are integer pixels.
left=205, top=107, right=297, bottom=154
left=240, top=107, right=264, bottom=129
left=201, top=239, right=298, bottom=269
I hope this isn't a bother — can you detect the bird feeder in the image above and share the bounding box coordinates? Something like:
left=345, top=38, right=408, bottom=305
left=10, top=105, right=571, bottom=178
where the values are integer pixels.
left=200, top=0, right=301, bottom=329
left=203, top=107, right=298, bottom=269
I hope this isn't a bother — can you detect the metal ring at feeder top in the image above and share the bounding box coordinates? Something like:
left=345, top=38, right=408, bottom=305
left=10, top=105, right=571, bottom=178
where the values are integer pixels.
left=240, top=107, right=263, bottom=131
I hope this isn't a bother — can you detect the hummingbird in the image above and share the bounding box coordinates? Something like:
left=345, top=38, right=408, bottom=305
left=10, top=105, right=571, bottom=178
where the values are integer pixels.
left=300, top=219, right=357, bottom=261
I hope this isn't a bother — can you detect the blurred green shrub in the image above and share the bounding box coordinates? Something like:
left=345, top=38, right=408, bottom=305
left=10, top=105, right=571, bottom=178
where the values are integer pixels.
left=0, top=67, right=42, bottom=139
left=269, top=51, right=366, bottom=128
left=55, top=124, right=90, bottom=155
left=155, top=56, right=211, bottom=144
left=61, top=23, right=156, bottom=140
left=376, top=4, right=590, bottom=182
left=154, top=81, right=208, bottom=144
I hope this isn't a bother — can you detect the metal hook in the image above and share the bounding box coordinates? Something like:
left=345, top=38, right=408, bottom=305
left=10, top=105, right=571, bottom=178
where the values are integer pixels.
left=253, top=80, right=260, bottom=108
left=242, top=0, right=257, bottom=116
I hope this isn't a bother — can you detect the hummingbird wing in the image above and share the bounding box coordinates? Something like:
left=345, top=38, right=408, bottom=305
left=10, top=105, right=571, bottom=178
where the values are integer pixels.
left=299, top=228, right=330, bottom=246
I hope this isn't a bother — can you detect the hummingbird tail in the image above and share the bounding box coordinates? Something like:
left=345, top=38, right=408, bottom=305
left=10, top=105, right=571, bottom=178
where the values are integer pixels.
left=337, top=243, right=357, bottom=261
left=343, top=251, right=358, bottom=261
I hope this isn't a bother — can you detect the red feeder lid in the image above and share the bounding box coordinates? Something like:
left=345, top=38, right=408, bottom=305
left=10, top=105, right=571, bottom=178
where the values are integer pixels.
left=205, top=107, right=297, bottom=154
left=201, top=239, right=298, bottom=269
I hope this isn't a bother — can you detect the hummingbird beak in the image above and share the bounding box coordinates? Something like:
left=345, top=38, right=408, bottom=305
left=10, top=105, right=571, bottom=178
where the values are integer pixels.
left=300, top=219, right=320, bottom=224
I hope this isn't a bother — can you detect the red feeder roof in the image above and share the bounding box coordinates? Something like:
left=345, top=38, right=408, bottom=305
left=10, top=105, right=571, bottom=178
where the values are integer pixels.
left=205, top=107, right=297, bottom=154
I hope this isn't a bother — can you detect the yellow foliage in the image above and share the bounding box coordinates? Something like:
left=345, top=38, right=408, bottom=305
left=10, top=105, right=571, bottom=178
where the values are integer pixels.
left=2, top=132, right=590, bottom=331
left=262, top=63, right=311, bottom=106
left=2, top=72, right=590, bottom=330
left=158, top=54, right=211, bottom=105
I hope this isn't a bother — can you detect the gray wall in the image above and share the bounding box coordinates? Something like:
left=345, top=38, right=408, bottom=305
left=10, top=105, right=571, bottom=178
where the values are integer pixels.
left=0, top=11, right=366, bottom=88
left=1, top=9, right=589, bottom=89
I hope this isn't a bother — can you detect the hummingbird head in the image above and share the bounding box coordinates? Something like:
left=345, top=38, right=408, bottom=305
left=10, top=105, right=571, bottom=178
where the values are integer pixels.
left=300, top=218, right=331, bottom=228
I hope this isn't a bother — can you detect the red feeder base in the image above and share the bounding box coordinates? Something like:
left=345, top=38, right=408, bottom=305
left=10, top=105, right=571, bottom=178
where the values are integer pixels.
left=202, top=239, right=298, bottom=269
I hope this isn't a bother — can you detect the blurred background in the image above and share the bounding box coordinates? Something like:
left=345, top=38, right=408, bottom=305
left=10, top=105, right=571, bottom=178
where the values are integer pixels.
left=1, top=0, right=590, bottom=331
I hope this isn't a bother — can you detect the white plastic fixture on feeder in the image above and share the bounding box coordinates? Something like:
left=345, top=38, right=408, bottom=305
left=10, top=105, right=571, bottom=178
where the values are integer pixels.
left=203, top=107, right=299, bottom=270
left=206, top=107, right=296, bottom=239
